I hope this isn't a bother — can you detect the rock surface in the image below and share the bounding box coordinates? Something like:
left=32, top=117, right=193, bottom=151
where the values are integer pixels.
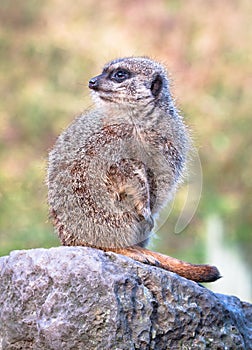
left=0, top=247, right=251, bottom=350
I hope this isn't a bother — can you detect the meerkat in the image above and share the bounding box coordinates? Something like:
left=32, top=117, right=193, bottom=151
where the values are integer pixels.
left=47, top=56, right=220, bottom=283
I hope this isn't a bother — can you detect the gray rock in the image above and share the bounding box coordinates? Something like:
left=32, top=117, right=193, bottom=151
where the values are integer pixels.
left=0, top=247, right=251, bottom=350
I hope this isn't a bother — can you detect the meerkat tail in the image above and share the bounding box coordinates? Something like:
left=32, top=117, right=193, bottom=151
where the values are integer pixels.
left=112, top=246, right=221, bottom=283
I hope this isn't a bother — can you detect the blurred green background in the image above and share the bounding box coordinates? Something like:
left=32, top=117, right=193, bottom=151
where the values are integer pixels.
left=0, top=0, right=251, bottom=301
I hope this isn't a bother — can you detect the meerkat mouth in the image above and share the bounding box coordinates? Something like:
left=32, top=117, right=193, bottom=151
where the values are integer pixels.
left=91, top=87, right=115, bottom=94
left=94, top=90, right=133, bottom=104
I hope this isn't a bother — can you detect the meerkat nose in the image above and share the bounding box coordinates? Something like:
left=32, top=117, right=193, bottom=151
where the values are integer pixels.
left=88, top=76, right=100, bottom=90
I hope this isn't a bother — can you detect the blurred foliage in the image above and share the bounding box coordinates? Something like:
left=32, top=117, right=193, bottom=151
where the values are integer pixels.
left=0, top=0, right=251, bottom=269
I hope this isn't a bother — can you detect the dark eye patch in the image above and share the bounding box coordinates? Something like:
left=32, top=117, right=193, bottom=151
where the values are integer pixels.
left=110, top=69, right=131, bottom=83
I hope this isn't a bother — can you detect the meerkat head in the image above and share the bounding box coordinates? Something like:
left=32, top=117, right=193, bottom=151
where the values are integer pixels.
left=88, top=57, right=172, bottom=113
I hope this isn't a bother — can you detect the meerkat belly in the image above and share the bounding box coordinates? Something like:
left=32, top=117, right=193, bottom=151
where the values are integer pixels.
left=48, top=120, right=154, bottom=249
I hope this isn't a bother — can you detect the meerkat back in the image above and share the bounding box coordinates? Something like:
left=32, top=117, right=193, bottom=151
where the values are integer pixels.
left=48, top=56, right=189, bottom=250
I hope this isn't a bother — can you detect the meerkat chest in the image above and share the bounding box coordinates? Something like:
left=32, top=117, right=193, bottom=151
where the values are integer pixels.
left=100, top=108, right=186, bottom=177
left=83, top=115, right=183, bottom=181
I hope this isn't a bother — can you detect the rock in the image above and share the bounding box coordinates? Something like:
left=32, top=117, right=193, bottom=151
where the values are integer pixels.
left=0, top=247, right=251, bottom=350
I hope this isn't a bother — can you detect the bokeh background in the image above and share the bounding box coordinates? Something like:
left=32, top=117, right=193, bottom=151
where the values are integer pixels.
left=0, top=0, right=251, bottom=301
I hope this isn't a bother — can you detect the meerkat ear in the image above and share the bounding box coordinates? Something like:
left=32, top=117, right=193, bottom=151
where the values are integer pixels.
left=150, top=74, right=163, bottom=97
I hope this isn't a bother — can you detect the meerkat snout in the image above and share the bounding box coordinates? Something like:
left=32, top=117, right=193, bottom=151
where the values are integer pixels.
left=88, top=76, right=100, bottom=90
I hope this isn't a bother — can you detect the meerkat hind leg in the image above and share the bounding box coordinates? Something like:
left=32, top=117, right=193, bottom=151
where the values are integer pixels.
left=113, top=246, right=221, bottom=283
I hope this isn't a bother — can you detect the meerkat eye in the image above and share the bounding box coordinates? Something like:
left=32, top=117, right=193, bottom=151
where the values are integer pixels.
left=110, top=69, right=131, bottom=83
